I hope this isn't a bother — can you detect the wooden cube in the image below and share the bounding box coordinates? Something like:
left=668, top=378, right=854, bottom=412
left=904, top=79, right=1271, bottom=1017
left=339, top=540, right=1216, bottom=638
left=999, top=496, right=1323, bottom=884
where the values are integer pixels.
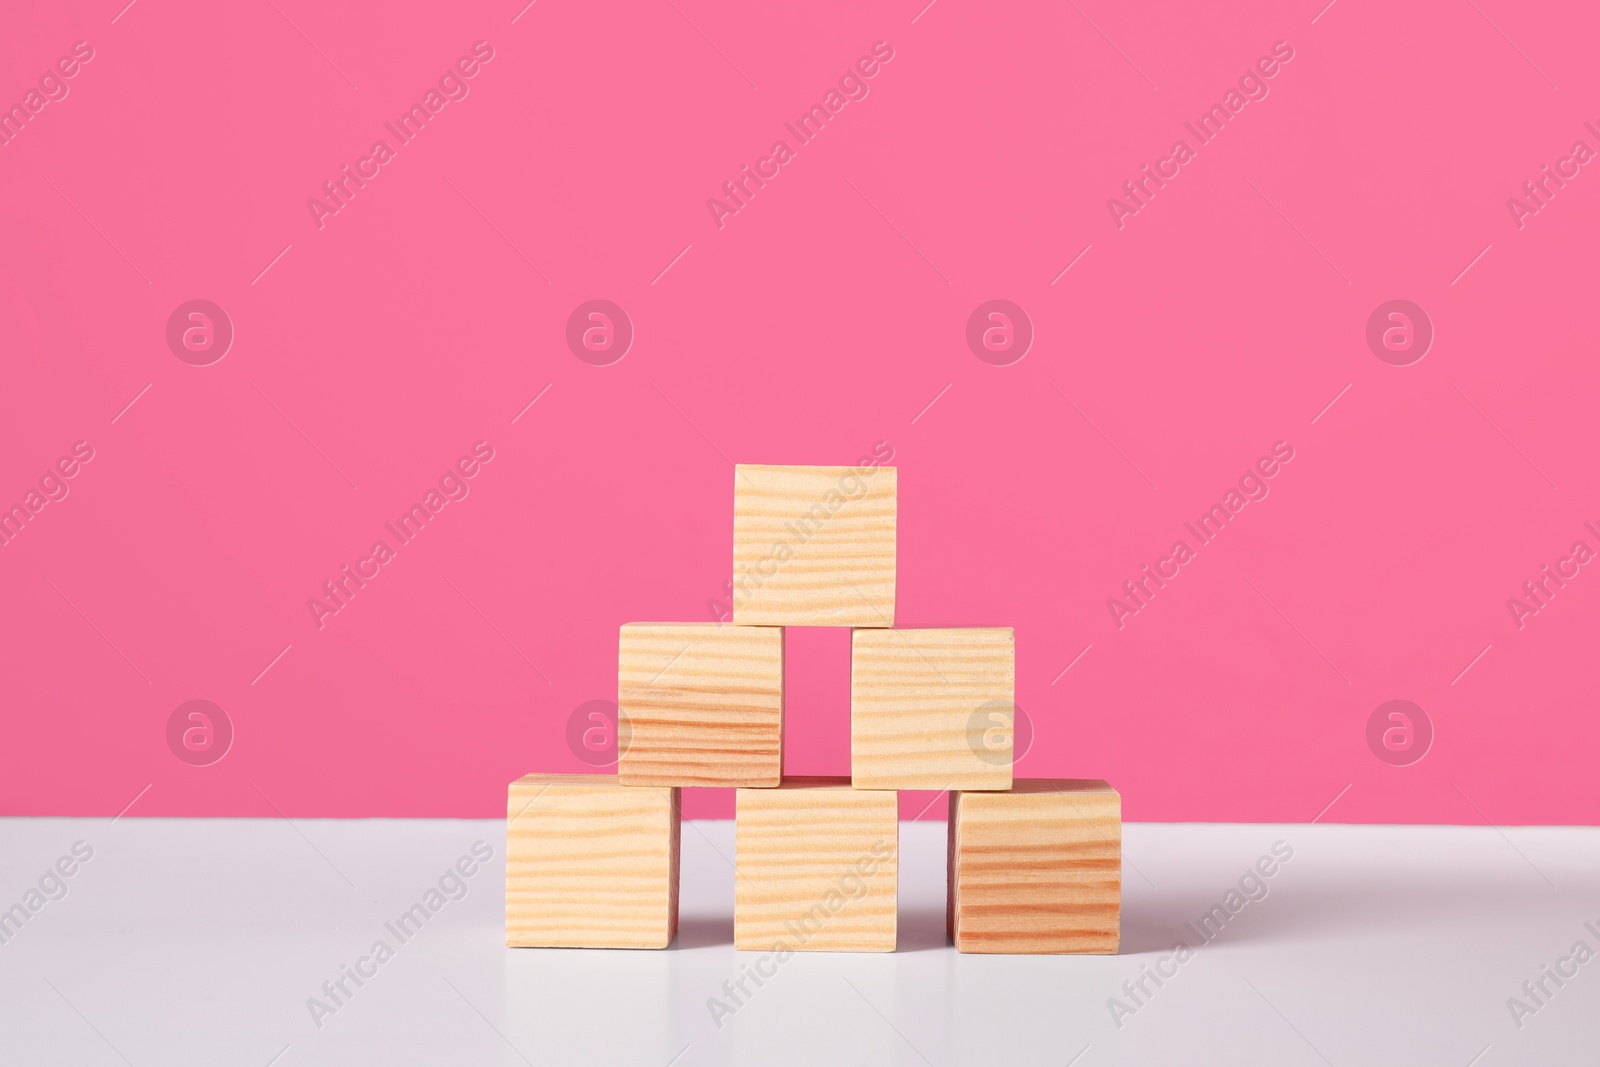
left=506, top=773, right=679, bottom=949
left=617, top=623, right=784, bottom=788
left=948, top=779, right=1120, bottom=954
left=734, top=777, right=898, bottom=952
left=851, top=627, right=1014, bottom=790
left=732, top=463, right=897, bottom=627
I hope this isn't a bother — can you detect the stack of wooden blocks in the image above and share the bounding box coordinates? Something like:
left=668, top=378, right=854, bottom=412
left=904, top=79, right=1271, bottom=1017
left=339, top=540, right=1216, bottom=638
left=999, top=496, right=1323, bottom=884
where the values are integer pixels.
left=507, top=464, right=1120, bottom=954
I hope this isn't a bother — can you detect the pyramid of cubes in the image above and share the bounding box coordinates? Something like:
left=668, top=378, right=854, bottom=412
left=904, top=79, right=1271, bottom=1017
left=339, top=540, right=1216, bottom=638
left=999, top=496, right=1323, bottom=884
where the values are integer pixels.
left=505, top=464, right=1121, bottom=954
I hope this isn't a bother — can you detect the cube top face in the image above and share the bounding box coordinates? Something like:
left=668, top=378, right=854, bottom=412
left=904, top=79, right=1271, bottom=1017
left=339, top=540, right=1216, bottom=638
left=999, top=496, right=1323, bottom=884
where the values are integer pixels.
left=732, top=463, right=897, bottom=627
left=851, top=627, right=1015, bottom=791
left=735, top=781, right=898, bottom=952
left=949, top=779, right=1120, bottom=955
left=761, top=774, right=851, bottom=790
left=988, top=778, right=1116, bottom=798
left=617, top=623, right=783, bottom=788
left=509, top=772, right=623, bottom=795
left=506, top=774, right=680, bottom=949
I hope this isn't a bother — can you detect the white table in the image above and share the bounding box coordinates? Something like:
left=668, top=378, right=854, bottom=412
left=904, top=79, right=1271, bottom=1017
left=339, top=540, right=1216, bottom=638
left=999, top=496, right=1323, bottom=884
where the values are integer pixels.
left=0, top=818, right=1593, bottom=1065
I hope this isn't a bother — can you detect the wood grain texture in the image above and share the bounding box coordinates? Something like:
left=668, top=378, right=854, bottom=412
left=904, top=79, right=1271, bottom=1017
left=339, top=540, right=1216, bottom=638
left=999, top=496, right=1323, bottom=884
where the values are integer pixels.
left=734, top=776, right=898, bottom=952
left=732, top=464, right=896, bottom=627
left=618, top=623, right=783, bottom=787
left=506, top=773, right=679, bottom=949
left=948, top=779, right=1120, bottom=954
left=851, top=627, right=1014, bottom=790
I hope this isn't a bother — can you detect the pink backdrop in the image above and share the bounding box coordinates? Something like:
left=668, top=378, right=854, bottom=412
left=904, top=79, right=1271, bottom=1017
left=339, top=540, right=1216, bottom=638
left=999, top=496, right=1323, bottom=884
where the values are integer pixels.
left=3, top=0, right=1596, bottom=824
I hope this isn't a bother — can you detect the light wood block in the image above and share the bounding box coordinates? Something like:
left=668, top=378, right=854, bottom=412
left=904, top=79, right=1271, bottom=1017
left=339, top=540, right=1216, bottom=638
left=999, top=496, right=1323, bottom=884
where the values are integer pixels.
left=506, top=773, right=679, bottom=949
left=948, top=779, right=1120, bottom=954
left=851, top=627, right=1014, bottom=790
left=617, top=623, right=783, bottom=788
left=732, top=463, right=896, bottom=627
left=734, top=777, right=898, bottom=952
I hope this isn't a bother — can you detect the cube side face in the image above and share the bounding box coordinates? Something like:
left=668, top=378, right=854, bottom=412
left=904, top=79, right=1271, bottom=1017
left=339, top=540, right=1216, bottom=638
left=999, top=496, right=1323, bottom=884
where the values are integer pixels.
left=946, top=791, right=961, bottom=944
left=506, top=776, right=680, bottom=949
left=734, top=785, right=898, bottom=952
left=731, top=464, right=897, bottom=627
left=950, top=782, right=1120, bottom=954
left=617, top=624, right=783, bottom=788
left=851, top=627, right=1014, bottom=790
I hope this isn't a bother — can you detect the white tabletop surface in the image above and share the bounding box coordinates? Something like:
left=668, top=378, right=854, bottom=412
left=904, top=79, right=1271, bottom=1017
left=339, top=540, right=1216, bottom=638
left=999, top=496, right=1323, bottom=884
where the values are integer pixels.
left=0, top=816, right=1593, bottom=1066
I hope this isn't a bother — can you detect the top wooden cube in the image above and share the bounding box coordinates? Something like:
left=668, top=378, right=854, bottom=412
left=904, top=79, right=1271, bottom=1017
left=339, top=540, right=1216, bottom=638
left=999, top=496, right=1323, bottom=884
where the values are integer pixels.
left=732, top=464, right=896, bottom=627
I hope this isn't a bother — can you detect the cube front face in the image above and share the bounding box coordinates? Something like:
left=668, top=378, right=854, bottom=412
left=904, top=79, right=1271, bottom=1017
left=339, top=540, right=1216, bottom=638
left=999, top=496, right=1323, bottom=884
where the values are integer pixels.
left=948, top=779, right=1121, bottom=954
left=506, top=774, right=680, bottom=949
left=851, top=627, right=1015, bottom=790
left=734, top=777, right=898, bottom=952
left=732, top=464, right=897, bottom=627
left=618, top=624, right=784, bottom=788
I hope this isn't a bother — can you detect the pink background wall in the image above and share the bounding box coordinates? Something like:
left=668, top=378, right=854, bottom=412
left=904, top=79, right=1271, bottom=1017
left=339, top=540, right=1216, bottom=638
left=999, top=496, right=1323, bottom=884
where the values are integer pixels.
left=3, top=0, right=1596, bottom=824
